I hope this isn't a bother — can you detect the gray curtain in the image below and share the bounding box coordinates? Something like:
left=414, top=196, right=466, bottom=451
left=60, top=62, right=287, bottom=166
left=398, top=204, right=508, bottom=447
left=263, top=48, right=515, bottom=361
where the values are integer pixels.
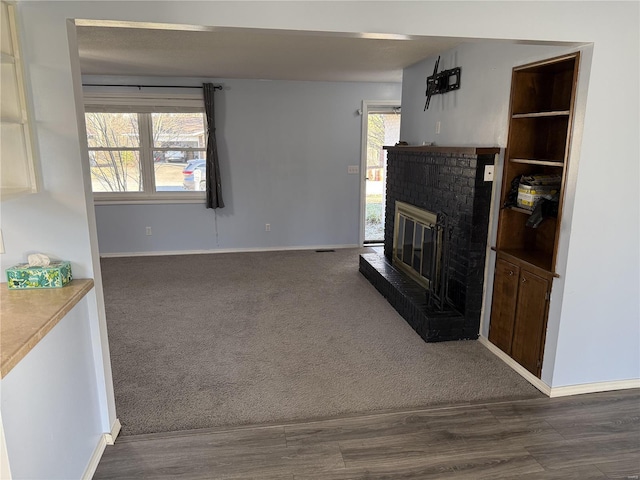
left=203, top=83, right=224, bottom=209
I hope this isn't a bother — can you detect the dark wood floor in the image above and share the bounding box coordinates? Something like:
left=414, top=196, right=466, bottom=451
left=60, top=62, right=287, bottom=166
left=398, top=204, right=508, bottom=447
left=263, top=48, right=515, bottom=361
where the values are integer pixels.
left=94, top=388, right=640, bottom=479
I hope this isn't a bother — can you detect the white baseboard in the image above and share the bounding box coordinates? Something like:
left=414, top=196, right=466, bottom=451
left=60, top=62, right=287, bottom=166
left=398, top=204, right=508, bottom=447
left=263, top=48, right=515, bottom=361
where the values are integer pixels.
left=82, top=434, right=107, bottom=480
left=549, top=379, right=640, bottom=398
left=105, top=418, right=121, bottom=445
left=81, top=418, right=121, bottom=479
left=99, top=244, right=361, bottom=258
left=478, top=336, right=552, bottom=396
left=479, top=336, right=640, bottom=398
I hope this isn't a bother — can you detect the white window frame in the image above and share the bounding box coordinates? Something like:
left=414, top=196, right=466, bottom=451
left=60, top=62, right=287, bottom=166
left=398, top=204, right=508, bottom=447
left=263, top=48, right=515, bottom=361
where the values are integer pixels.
left=83, top=93, right=207, bottom=204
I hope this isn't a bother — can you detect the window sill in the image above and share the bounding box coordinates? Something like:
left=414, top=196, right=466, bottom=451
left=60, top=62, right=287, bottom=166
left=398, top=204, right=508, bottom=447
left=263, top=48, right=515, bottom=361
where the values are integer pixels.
left=93, top=194, right=206, bottom=205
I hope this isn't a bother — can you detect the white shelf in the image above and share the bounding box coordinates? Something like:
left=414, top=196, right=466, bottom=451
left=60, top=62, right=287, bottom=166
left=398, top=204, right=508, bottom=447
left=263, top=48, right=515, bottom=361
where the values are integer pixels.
left=0, top=51, right=14, bottom=64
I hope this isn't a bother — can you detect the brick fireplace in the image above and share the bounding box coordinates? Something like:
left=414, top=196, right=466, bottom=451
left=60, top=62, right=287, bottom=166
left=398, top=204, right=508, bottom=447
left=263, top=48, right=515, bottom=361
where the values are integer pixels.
left=359, top=145, right=500, bottom=342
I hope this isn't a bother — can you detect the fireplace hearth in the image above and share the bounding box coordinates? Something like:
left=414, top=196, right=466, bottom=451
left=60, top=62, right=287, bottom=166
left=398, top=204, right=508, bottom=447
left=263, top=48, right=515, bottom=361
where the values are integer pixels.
left=359, top=145, right=500, bottom=342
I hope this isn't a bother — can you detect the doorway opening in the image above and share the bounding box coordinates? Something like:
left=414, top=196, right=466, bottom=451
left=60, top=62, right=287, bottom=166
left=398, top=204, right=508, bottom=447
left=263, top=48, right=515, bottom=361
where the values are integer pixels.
left=361, top=102, right=401, bottom=244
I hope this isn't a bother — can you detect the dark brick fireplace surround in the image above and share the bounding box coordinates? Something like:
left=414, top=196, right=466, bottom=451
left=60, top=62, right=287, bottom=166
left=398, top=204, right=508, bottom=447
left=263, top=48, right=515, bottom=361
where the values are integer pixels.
left=359, top=145, right=500, bottom=342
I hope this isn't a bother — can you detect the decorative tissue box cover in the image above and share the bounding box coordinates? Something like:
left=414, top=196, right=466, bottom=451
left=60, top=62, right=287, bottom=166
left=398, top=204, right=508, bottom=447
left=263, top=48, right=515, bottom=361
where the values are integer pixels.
left=6, top=261, right=72, bottom=289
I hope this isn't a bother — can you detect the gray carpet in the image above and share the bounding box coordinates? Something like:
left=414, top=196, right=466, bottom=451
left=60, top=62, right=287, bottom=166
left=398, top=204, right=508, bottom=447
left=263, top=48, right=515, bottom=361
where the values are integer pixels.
left=101, top=248, right=542, bottom=436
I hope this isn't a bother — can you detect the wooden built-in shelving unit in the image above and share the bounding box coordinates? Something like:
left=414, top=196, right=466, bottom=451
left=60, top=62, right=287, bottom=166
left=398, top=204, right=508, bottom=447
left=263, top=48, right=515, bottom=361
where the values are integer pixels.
left=489, top=53, right=580, bottom=378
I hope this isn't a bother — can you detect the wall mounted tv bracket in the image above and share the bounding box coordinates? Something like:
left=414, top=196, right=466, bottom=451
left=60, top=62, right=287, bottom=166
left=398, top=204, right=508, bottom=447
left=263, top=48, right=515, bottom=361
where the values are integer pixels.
left=424, top=56, right=461, bottom=111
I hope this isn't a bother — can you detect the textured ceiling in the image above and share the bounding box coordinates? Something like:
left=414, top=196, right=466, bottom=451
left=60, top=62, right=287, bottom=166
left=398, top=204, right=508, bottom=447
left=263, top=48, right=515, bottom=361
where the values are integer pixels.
left=76, top=25, right=465, bottom=83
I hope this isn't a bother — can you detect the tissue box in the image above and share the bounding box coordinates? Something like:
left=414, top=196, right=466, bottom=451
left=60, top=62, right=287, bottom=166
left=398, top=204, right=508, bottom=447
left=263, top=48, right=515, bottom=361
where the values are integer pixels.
left=6, top=261, right=72, bottom=289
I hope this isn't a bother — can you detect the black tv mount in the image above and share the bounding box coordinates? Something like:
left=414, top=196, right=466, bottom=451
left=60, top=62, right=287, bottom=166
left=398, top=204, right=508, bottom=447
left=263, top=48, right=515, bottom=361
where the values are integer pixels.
left=424, top=56, right=461, bottom=111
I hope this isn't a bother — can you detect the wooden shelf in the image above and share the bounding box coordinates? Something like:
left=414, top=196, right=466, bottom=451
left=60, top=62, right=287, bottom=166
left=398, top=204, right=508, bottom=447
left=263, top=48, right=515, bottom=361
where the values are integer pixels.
left=512, top=111, right=570, bottom=119
left=498, top=249, right=555, bottom=276
left=509, top=158, right=564, bottom=167
left=504, top=206, right=533, bottom=215
left=503, top=206, right=559, bottom=226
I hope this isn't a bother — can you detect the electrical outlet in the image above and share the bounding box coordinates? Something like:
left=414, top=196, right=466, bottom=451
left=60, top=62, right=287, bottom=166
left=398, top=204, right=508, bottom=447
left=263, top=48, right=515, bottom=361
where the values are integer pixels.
left=265, top=224, right=271, bottom=232
left=484, top=165, right=495, bottom=182
left=145, top=227, right=152, bottom=236
left=347, top=165, right=359, bottom=174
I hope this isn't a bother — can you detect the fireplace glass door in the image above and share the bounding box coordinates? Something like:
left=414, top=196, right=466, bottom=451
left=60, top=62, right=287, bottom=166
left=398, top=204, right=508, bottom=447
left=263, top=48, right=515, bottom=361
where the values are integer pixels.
left=393, top=202, right=441, bottom=290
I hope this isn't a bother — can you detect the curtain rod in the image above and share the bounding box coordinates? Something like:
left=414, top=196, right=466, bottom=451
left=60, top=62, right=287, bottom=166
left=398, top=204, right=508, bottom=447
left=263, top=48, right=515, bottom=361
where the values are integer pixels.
left=82, top=84, right=223, bottom=90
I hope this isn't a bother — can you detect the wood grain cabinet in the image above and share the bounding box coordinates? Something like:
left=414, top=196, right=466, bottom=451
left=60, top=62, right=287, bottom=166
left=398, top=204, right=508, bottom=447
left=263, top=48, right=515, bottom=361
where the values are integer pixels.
left=510, top=266, right=551, bottom=375
left=488, top=258, right=520, bottom=354
left=489, top=254, right=552, bottom=376
left=489, top=53, right=580, bottom=378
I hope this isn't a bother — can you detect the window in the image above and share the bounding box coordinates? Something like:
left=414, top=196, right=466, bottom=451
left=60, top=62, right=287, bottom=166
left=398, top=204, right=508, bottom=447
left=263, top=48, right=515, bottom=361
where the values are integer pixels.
left=84, top=98, right=207, bottom=201
left=86, top=112, right=142, bottom=193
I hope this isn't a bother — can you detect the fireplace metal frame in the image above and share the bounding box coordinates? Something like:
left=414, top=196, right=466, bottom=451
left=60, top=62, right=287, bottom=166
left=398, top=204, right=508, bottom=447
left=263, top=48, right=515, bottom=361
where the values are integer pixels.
left=429, top=212, right=451, bottom=310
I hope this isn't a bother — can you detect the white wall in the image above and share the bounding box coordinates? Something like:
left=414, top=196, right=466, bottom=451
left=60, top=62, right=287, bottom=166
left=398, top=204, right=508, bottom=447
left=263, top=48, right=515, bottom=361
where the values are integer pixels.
left=1, top=9, right=636, bottom=474
left=400, top=42, right=577, bottom=146
left=89, top=78, right=401, bottom=255
left=1, top=298, right=103, bottom=479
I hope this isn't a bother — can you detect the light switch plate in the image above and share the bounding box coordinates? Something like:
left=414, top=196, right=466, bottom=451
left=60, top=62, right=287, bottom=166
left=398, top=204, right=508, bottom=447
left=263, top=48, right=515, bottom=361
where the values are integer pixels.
left=347, top=165, right=359, bottom=174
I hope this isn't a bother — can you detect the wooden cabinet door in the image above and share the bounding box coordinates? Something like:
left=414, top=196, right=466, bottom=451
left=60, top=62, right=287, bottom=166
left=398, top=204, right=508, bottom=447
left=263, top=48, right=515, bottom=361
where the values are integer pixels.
left=510, top=270, right=550, bottom=376
left=488, top=259, right=520, bottom=354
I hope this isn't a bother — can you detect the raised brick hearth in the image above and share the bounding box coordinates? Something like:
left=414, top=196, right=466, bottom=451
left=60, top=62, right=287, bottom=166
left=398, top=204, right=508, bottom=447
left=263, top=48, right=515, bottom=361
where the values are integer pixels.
left=359, top=146, right=499, bottom=342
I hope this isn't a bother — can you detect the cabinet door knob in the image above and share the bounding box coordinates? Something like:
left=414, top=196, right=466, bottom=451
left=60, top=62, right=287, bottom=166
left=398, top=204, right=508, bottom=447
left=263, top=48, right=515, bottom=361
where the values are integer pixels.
left=508, top=270, right=514, bottom=276
left=522, top=277, right=527, bottom=283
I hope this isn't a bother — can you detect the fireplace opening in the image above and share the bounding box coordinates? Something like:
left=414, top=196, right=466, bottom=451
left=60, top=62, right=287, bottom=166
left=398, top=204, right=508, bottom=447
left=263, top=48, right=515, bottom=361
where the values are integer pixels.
left=392, top=201, right=450, bottom=309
